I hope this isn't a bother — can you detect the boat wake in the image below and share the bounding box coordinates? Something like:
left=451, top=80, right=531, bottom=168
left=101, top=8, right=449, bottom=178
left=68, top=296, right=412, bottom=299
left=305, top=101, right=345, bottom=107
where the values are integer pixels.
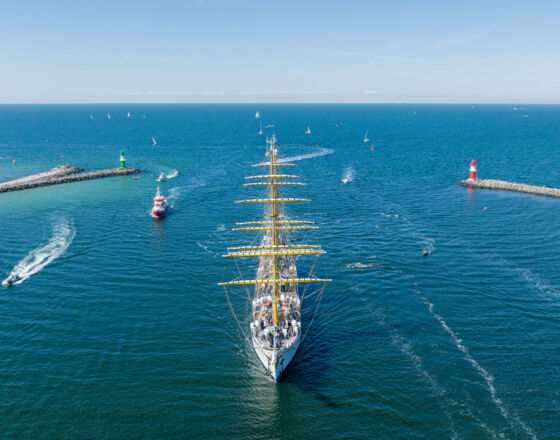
left=344, top=262, right=377, bottom=269
left=197, top=241, right=219, bottom=258
left=155, top=166, right=179, bottom=181
left=375, top=210, right=435, bottom=255
left=357, top=293, right=460, bottom=439
left=167, top=178, right=206, bottom=200
left=2, top=217, right=75, bottom=287
left=419, top=294, right=537, bottom=440
left=278, top=147, right=333, bottom=163
left=166, top=169, right=179, bottom=179
left=341, top=166, right=355, bottom=184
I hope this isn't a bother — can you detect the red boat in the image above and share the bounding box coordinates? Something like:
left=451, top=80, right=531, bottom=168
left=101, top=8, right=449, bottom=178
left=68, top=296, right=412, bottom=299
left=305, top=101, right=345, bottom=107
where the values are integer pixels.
left=151, top=186, right=169, bottom=218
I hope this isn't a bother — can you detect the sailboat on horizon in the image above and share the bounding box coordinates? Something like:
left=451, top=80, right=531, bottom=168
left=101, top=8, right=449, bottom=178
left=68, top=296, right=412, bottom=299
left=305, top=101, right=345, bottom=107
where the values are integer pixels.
left=255, top=110, right=260, bottom=119
left=363, top=131, right=370, bottom=142
left=305, top=125, right=311, bottom=135
left=152, top=137, right=157, bottom=146
left=107, top=113, right=111, bottom=120
left=219, top=134, right=330, bottom=381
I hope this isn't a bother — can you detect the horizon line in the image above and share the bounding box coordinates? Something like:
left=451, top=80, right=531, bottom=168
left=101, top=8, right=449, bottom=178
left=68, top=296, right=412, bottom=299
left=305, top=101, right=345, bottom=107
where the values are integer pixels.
left=0, top=102, right=558, bottom=105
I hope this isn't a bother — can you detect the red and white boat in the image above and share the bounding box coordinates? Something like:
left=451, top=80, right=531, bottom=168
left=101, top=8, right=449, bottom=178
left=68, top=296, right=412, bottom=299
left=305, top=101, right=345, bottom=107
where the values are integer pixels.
left=151, top=186, right=169, bottom=218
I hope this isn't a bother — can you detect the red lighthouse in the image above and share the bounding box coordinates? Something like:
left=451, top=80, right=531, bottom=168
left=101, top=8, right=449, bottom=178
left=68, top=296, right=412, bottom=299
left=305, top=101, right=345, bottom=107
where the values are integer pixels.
left=469, top=160, right=477, bottom=180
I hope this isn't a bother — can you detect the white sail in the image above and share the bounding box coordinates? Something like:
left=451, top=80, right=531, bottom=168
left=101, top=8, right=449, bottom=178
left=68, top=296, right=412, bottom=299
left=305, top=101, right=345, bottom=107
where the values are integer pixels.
left=152, top=137, right=157, bottom=146
left=305, top=125, right=311, bottom=134
left=255, top=110, right=260, bottom=119
left=363, top=131, right=369, bottom=142
left=107, top=113, right=111, bottom=120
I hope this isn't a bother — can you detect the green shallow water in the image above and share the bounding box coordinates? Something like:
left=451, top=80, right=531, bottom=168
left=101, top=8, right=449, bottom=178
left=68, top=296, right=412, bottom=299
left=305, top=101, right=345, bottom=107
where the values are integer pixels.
left=1, top=104, right=559, bottom=439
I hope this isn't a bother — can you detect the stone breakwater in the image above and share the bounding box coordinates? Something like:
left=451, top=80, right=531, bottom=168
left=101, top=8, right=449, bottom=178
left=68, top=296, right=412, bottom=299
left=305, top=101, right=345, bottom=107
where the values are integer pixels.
left=0, top=164, right=141, bottom=193
left=457, top=178, right=560, bottom=199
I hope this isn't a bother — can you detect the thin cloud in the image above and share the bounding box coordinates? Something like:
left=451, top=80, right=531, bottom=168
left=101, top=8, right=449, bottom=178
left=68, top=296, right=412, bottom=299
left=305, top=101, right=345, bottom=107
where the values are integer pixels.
left=124, top=91, right=193, bottom=96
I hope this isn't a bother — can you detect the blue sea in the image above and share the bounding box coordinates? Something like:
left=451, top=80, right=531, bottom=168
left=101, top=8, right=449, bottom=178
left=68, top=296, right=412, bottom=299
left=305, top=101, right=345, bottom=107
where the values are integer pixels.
left=1, top=104, right=559, bottom=439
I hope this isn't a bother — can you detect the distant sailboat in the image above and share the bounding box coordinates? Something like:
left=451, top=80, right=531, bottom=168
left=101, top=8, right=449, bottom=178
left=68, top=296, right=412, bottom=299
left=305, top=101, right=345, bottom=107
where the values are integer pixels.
left=363, top=131, right=370, bottom=143
left=152, top=137, right=157, bottom=146
left=107, top=113, right=111, bottom=120
left=258, top=121, right=263, bottom=135
left=127, top=112, right=131, bottom=118
left=89, top=113, right=94, bottom=120
left=255, top=111, right=260, bottom=119
left=305, top=125, right=311, bottom=135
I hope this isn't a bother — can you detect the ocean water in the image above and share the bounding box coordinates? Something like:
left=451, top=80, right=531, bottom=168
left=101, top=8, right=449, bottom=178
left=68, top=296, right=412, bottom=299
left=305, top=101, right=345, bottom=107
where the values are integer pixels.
left=1, top=104, right=559, bottom=439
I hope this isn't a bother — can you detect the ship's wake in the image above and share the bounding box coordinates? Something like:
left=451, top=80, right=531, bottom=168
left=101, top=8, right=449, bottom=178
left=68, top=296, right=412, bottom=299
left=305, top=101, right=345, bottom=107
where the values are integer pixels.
left=165, top=169, right=179, bottom=179
left=278, top=147, right=333, bottom=163
left=341, top=165, right=355, bottom=184
left=2, top=217, right=75, bottom=287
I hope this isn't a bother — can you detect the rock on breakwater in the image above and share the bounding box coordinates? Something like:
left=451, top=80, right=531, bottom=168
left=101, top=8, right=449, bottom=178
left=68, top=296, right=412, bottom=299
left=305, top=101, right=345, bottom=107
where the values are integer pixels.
left=457, top=179, right=560, bottom=199
left=0, top=165, right=141, bottom=194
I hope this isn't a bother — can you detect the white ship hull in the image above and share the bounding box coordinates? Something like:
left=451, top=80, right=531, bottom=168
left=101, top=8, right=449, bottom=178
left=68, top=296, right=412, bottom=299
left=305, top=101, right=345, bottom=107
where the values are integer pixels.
left=253, top=331, right=301, bottom=381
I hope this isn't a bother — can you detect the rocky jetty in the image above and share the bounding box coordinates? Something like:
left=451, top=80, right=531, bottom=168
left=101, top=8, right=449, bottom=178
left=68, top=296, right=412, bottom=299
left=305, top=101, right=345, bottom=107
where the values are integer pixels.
left=0, top=164, right=141, bottom=194
left=457, top=178, right=560, bottom=199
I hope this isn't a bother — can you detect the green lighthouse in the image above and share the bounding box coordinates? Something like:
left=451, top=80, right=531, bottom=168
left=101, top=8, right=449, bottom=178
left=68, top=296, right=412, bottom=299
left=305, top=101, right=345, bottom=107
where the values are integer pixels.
left=120, top=150, right=125, bottom=168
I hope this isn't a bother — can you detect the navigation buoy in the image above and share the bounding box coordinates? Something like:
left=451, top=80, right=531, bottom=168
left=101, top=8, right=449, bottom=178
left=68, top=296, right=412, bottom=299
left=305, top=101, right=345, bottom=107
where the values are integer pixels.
left=469, top=159, right=477, bottom=180
left=120, top=150, right=125, bottom=168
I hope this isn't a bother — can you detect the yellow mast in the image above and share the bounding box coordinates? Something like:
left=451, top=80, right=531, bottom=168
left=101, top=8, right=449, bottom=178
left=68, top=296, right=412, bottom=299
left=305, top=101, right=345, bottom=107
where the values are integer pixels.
left=218, top=134, right=332, bottom=307
left=270, top=136, right=279, bottom=327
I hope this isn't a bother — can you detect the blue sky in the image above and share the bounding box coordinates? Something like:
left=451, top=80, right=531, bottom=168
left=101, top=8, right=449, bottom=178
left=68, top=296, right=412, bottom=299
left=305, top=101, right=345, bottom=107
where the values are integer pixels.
left=1, top=0, right=559, bottom=103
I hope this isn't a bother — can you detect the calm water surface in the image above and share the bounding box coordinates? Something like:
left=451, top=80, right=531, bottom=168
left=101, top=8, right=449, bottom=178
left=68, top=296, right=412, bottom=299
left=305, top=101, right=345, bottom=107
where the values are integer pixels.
left=1, top=104, right=559, bottom=439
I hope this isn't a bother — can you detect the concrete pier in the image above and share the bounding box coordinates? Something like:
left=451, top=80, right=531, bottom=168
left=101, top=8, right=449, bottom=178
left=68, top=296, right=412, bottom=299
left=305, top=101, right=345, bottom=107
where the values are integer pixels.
left=457, top=179, right=560, bottom=199
left=0, top=164, right=141, bottom=194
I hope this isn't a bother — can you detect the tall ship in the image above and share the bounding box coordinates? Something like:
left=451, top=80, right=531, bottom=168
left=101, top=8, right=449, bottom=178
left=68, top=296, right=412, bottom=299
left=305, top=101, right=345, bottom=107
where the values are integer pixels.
left=219, top=135, right=330, bottom=381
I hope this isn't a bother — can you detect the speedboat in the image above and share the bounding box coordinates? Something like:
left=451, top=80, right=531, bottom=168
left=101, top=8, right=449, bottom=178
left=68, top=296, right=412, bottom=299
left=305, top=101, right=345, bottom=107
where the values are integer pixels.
left=157, top=172, right=166, bottom=182
left=2, top=273, right=21, bottom=287
left=151, top=187, right=169, bottom=218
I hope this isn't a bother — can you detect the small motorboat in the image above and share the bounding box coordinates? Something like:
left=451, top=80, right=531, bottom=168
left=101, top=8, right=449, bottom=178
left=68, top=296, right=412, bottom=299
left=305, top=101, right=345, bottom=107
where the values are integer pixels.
left=151, top=187, right=169, bottom=218
left=157, top=172, right=166, bottom=182
left=2, top=273, right=21, bottom=287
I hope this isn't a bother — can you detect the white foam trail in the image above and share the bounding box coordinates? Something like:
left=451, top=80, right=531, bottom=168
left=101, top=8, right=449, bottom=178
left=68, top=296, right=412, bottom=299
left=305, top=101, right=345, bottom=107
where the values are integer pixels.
left=153, top=165, right=179, bottom=180
left=358, top=294, right=459, bottom=438
left=341, top=166, right=355, bottom=184
left=344, top=262, right=377, bottom=269
left=166, top=169, right=178, bottom=179
left=197, top=241, right=218, bottom=257
left=167, top=179, right=206, bottom=201
left=393, top=334, right=459, bottom=440
left=421, top=296, right=537, bottom=440
left=376, top=212, right=400, bottom=218
left=278, top=147, right=333, bottom=163
left=2, top=217, right=75, bottom=287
